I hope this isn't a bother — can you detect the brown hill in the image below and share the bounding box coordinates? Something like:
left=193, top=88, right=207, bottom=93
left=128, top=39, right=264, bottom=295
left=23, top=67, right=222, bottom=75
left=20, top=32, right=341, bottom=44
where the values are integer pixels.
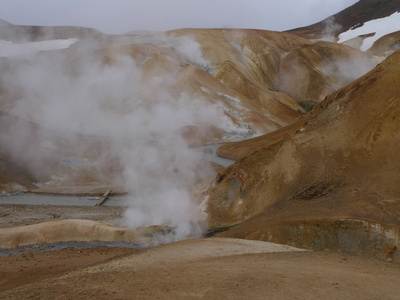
left=0, top=28, right=307, bottom=192
left=0, top=26, right=380, bottom=194
left=367, top=30, right=400, bottom=57
left=206, top=49, right=400, bottom=260
left=121, top=28, right=310, bottom=129
left=1, top=27, right=367, bottom=192
left=278, top=41, right=378, bottom=103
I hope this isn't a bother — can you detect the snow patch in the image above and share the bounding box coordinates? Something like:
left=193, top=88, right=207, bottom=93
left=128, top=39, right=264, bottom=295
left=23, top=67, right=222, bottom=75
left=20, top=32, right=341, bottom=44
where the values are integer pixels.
left=0, top=38, right=78, bottom=57
left=338, top=12, right=400, bottom=51
left=216, top=92, right=242, bottom=105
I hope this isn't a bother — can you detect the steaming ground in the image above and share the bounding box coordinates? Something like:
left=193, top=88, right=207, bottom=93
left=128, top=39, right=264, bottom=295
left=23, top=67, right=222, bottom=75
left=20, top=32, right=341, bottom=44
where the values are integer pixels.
left=0, top=0, right=398, bottom=247
left=0, top=35, right=239, bottom=241
left=1, top=4, right=400, bottom=298
left=0, top=27, right=383, bottom=243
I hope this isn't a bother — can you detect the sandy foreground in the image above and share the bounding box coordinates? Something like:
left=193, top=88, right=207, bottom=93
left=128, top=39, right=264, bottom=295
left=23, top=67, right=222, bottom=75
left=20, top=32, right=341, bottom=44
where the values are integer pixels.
left=1, top=204, right=400, bottom=299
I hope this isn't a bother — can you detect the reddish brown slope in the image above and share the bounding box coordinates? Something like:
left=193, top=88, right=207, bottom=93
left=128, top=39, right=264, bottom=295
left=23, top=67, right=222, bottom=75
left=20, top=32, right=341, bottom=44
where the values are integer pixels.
left=367, top=31, right=400, bottom=57
left=0, top=26, right=379, bottom=193
left=206, top=49, right=400, bottom=258
left=278, top=41, right=378, bottom=103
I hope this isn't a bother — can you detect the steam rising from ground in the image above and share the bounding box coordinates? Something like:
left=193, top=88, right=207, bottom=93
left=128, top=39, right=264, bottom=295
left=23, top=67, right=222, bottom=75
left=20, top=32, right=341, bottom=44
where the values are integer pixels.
left=0, top=37, right=235, bottom=242
left=320, top=17, right=342, bottom=42
left=321, top=54, right=379, bottom=89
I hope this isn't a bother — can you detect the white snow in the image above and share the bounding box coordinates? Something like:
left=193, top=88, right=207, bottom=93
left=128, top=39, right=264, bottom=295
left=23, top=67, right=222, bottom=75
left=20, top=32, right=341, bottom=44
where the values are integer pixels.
left=216, top=92, right=242, bottom=105
left=338, top=12, right=400, bottom=51
left=0, top=38, right=78, bottom=57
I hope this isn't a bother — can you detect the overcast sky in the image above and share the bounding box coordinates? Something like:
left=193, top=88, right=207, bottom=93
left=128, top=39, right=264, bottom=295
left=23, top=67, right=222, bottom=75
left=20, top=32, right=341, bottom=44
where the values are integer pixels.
left=0, top=0, right=358, bottom=34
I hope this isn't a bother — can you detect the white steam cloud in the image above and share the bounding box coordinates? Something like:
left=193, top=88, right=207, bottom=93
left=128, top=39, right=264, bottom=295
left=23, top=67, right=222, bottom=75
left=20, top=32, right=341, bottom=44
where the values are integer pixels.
left=0, top=36, right=234, bottom=242
left=320, top=17, right=342, bottom=42
left=321, top=54, right=379, bottom=88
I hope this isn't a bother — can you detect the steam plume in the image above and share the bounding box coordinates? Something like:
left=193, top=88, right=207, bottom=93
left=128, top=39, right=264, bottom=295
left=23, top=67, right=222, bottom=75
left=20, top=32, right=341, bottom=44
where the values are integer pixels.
left=0, top=35, right=234, bottom=242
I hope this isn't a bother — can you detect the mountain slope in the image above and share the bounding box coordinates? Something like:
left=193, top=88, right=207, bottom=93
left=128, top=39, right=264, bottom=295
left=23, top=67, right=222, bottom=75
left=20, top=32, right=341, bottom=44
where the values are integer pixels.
left=278, top=40, right=378, bottom=104
left=206, top=49, right=400, bottom=258
left=1, top=25, right=378, bottom=192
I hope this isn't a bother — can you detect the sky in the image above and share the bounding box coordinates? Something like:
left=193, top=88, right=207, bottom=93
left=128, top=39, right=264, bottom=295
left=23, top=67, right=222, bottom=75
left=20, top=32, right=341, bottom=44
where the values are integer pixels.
left=0, top=0, right=359, bottom=34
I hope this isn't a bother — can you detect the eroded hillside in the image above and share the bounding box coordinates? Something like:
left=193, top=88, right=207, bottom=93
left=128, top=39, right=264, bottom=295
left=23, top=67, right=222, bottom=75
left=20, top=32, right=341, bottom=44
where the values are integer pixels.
left=206, top=49, right=400, bottom=260
left=0, top=23, right=381, bottom=192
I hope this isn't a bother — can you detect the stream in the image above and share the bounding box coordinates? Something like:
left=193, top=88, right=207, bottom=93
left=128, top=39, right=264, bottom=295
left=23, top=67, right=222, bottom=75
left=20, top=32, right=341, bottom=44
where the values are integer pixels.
left=0, top=144, right=235, bottom=207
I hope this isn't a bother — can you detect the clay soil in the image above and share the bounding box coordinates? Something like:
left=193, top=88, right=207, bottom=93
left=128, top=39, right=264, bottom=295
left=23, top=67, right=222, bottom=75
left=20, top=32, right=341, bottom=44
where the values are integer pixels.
left=1, top=204, right=400, bottom=299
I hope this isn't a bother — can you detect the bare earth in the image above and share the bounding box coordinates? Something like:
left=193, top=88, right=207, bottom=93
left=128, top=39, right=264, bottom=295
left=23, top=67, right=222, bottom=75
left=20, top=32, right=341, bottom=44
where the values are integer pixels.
left=1, top=204, right=400, bottom=299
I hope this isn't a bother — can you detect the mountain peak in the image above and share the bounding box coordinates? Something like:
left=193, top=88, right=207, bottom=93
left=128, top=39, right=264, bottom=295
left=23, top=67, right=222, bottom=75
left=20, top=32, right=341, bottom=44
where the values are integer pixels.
left=289, top=0, right=400, bottom=39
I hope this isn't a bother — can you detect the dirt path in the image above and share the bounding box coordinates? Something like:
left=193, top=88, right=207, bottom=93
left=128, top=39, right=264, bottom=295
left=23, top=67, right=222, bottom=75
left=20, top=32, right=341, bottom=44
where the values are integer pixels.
left=1, top=238, right=400, bottom=299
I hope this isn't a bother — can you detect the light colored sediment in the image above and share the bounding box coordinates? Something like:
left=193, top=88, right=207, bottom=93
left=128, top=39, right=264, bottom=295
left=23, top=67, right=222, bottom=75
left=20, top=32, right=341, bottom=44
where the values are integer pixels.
left=103, top=237, right=306, bottom=270
left=0, top=219, right=144, bottom=249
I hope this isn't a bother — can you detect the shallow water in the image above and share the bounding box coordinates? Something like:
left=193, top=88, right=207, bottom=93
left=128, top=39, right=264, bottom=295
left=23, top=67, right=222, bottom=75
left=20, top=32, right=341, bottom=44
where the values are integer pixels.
left=194, top=144, right=236, bottom=168
left=0, top=144, right=235, bottom=207
left=0, top=240, right=143, bottom=257
left=0, top=193, right=127, bottom=206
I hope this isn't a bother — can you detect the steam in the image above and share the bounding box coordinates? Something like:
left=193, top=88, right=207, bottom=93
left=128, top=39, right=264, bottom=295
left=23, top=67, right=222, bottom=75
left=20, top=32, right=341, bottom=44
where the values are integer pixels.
left=128, top=34, right=211, bottom=71
left=320, top=17, right=342, bottom=42
left=278, top=44, right=379, bottom=103
left=0, top=39, right=78, bottom=57
left=0, top=34, right=234, bottom=242
left=321, top=54, right=379, bottom=89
